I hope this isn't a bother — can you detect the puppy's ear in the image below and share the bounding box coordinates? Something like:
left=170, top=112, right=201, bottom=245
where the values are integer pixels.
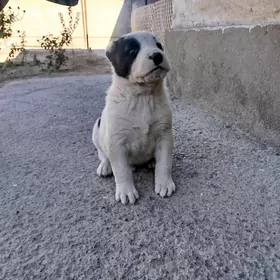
left=105, top=39, right=118, bottom=62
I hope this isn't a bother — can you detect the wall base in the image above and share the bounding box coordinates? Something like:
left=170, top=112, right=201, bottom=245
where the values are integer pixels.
left=165, top=25, right=280, bottom=147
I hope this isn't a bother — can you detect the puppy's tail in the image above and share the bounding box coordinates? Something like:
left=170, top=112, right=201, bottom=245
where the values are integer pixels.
left=92, top=117, right=101, bottom=147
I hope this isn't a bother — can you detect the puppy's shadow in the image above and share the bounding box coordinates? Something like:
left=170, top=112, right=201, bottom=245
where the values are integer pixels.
left=133, top=158, right=155, bottom=172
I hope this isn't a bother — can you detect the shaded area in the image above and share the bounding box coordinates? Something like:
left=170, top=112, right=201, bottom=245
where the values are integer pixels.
left=108, top=0, right=150, bottom=44
left=0, top=0, right=9, bottom=12
left=109, top=0, right=132, bottom=41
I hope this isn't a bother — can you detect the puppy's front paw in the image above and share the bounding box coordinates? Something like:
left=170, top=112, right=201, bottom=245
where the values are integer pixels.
left=115, top=184, right=139, bottom=205
left=97, top=160, right=112, bottom=177
left=155, top=180, right=176, bottom=198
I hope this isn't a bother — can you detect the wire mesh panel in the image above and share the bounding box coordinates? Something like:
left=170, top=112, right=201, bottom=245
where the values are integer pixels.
left=131, top=0, right=172, bottom=43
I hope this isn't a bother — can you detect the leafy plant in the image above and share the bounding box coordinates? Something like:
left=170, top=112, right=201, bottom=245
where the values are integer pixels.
left=8, top=30, right=27, bottom=64
left=39, top=33, right=69, bottom=70
left=0, top=6, right=26, bottom=68
left=0, top=6, right=25, bottom=45
left=59, top=6, right=80, bottom=47
left=37, top=7, right=80, bottom=71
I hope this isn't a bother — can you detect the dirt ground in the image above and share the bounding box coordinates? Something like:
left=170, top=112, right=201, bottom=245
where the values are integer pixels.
left=1, top=75, right=280, bottom=279
left=0, top=48, right=112, bottom=87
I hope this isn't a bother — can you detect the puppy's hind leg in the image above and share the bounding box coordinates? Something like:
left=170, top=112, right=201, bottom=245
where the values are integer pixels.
left=92, top=118, right=112, bottom=177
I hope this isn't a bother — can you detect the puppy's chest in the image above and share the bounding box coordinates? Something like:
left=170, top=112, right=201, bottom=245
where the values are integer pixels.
left=132, top=107, right=153, bottom=134
left=116, top=94, right=170, bottom=162
left=129, top=99, right=165, bottom=136
left=126, top=110, right=169, bottom=158
left=128, top=113, right=158, bottom=162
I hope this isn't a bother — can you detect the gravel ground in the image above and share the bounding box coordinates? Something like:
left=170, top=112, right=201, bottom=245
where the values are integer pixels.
left=0, top=75, right=280, bottom=280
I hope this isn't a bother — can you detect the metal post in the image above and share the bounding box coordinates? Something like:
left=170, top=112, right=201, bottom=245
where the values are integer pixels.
left=81, top=0, right=89, bottom=49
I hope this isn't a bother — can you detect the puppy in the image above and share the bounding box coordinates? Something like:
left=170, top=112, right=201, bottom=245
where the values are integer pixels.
left=92, top=31, right=176, bottom=205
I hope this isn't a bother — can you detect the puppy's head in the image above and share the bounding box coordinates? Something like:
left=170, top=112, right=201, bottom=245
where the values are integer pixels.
left=106, top=31, right=170, bottom=84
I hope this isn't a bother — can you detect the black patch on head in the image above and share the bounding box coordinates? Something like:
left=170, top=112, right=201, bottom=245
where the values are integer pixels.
left=106, top=37, right=140, bottom=78
left=97, top=118, right=101, bottom=128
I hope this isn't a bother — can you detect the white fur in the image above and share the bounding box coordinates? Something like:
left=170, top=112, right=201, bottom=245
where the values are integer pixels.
left=92, top=31, right=176, bottom=205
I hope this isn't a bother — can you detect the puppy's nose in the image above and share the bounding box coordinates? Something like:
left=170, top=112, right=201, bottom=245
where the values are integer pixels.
left=149, top=52, right=163, bottom=66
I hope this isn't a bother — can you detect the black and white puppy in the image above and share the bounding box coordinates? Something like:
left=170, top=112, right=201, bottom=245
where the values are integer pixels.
left=92, top=31, right=176, bottom=205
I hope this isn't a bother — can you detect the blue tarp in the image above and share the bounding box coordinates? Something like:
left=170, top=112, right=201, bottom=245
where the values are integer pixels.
left=46, top=0, right=79, bottom=6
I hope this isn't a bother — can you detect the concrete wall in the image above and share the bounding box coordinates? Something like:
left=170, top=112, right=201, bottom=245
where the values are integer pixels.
left=172, top=0, right=280, bottom=29
left=162, top=0, right=280, bottom=147
left=165, top=26, right=280, bottom=146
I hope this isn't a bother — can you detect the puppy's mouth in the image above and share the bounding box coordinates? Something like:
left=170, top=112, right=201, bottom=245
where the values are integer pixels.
left=144, top=66, right=166, bottom=76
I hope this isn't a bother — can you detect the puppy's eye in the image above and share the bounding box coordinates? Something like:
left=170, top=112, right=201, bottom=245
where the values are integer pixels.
left=129, top=48, right=136, bottom=54
left=156, top=42, right=163, bottom=51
